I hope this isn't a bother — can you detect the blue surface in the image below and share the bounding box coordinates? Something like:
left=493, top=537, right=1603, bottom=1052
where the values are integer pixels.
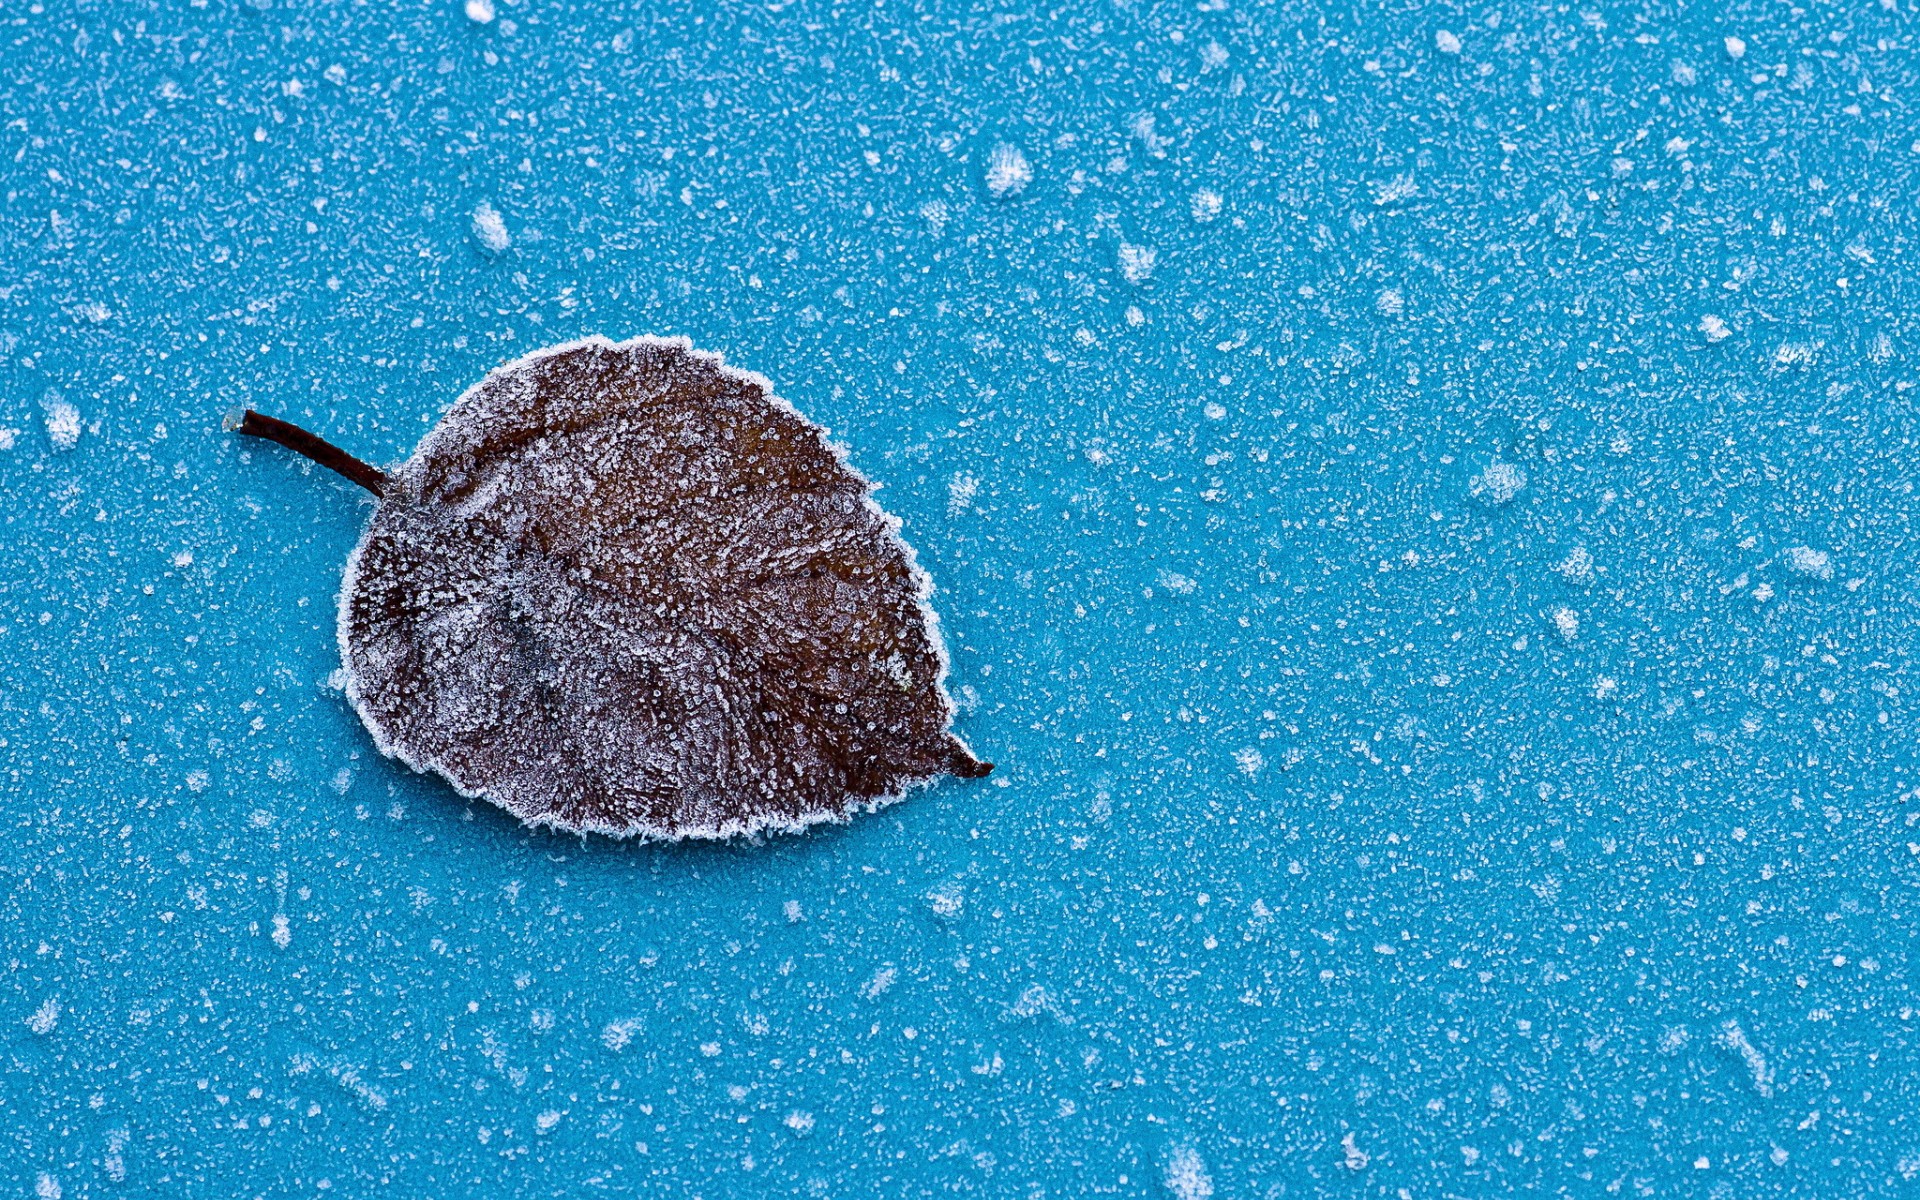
left=4, top=1, right=1919, bottom=1196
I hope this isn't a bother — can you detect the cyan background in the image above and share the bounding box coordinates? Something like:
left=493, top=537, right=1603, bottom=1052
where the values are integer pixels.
left=3, top=0, right=1918, bottom=1195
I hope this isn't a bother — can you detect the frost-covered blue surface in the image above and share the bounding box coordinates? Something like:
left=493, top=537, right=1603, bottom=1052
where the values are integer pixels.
left=3, top=1, right=1918, bottom=1195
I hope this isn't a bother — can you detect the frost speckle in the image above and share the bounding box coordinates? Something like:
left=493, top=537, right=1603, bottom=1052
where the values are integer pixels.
left=1469, top=460, right=1527, bottom=505
left=947, top=471, right=980, bottom=516
left=1556, top=546, right=1594, bottom=584
left=1372, top=174, right=1417, bottom=206
left=26, top=998, right=59, bottom=1035
left=1341, top=1132, right=1371, bottom=1170
left=470, top=201, right=510, bottom=252
left=1550, top=607, right=1579, bottom=641
left=1156, top=569, right=1198, bottom=596
left=1720, top=1019, right=1774, bottom=1097
left=1773, top=341, right=1819, bottom=369
left=41, top=394, right=81, bottom=451
left=984, top=144, right=1031, bottom=198
left=928, top=880, right=965, bottom=917
left=1118, top=242, right=1157, bottom=285
left=1190, top=188, right=1222, bottom=223
left=1163, top=1146, right=1213, bottom=1200
left=1784, top=545, right=1832, bottom=580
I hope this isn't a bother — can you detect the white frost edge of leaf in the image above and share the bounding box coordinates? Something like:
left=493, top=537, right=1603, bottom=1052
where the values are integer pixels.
left=337, top=333, right=987, bottom=842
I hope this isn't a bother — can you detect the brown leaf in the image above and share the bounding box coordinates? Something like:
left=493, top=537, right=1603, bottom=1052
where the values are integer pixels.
left=337, top=336, right=989, bottom=838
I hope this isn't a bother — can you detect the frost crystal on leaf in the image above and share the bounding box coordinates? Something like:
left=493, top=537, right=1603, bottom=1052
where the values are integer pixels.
left=339, top=336, right=990, bottom=839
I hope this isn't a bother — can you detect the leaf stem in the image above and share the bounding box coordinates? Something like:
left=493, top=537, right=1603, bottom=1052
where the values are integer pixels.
left=225, top=408, right=388, bottom=496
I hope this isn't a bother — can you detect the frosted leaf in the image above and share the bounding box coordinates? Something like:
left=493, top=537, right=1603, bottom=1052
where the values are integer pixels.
left=1700, top=314, right=1730, bottom=342
left=465, top=0, right=496, bottom=22
left=1434, top=29, right=1462, bottom=53
left=1469, top=460, right=1526, bottom=505
left=324, top=338, right=990, bottom=839
left=1784, top=545, right=1832, bottom=580
left=1724, top=35, right=1747, bottom=59
left=471, top=201, right=510, bottom=252
left=984, top=144, right=1031, bottom=198
left=1189, top=188, right=1222, bottom=223
left=1374, top=287, right=1404, bottom=317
